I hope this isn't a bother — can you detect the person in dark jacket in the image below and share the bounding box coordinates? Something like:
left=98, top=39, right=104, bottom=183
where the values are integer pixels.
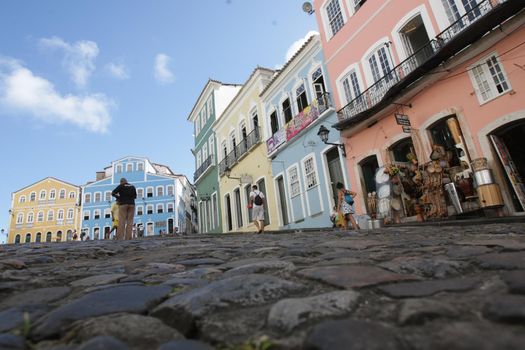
left=112, top=178, right=137, bottom=240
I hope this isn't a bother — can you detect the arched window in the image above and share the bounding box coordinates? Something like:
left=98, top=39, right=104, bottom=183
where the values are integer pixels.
left=157, top=203, right=164, bottom=214
left=47, top=210, right=54, bottom=221
left=16, top=213, right=24, bottom=224
left=35, top=232, right=42, bottom=242
left=49, top=189, right=56, bottom=200
left=137, top=188, right=144, bottom=198
left=19, top=196, right=26, bottom=203
left=25, top=233, right=31, bottom=243
left=30, top=192, right=36, bottom=201
left=59, top=189, right=66, bottom=199
left=94, top=209, right=101, bottom=220
left=69, top=191, right=75, bottom=199
left=37, top=211, right=44, bottom=222
left=146, top=205, right=153, bottom=215
left=104, top=208, right=111, bottom=218
left=39, top=190, right=46, bottom=200
left=27, top=212, right=34, bottom=223
left=66, top=230, right=73, bottom=241
left=94, top=192, right=101, bottom=202
left=84, top=193, right=91, bottom=203
left=56, top=231, right=62, bottom=242
left=136, top=206, right=144, bottom=216
left=167, top=203, right=174, bottom=213
left=67, top=208, right=74, bottom=220
left=105, top=191, right=112, bottom=202
left=157, top=186, right=164, bottom=197
left=146, top=187, right=154, bottom=198
left=46, top=232, right=52, bottom=242
left=57, top=209, right=64, bottom=221
left=15, top=234, right=21, bottom=244
left=83, top=211, right=90, bottom=220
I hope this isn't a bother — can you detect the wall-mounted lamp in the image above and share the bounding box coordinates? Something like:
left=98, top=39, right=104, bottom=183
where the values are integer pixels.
left=302, top=2, right=314, bottom=15
left=224, top=167, right=242, bottom=183
left=317, top=125, right=346, bottom=157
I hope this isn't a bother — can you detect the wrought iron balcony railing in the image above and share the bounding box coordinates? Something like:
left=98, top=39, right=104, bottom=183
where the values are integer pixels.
left=337, top=0, right=510, bottom=123
left=267, top=92, right=333, bottom=155
left=218, top=127, right=261, bottom=176
left=193, top=155, right=215, bottom=182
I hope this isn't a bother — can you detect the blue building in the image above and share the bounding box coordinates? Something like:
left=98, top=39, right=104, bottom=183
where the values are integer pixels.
left=81, top=156, right=196, bottom=239
left=260, top=34, right=350, bottom=229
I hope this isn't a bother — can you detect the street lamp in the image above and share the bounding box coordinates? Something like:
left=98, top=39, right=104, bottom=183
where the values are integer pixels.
left=317, top=125, right=346, bottom=156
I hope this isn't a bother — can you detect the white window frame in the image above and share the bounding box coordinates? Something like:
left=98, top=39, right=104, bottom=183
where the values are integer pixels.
left=84, top=193, right=91, bottom=203
left=105, top=191, right=112, bottom=202
left=209, top=137, right=215, bottom=164
left=59, top=189, right=66, bottom=199
left=337, top=63, right=365, bottom=105
left=211, top=192, right=218, bottom=229
left=361, top=38, right=395, bottom=86
left=93, top=209, right=101, bottom=220
left=167, top=203, right=174, bottom=213
left=47, top=210, right=54, bottom=221
left=137, top=205, right=144, bottom=216
left=138, top=162, right=144, bottom=171
left=94, top=192, right=102, bottom=202
left=197, top=152, right=202, bottom=169
left=157, top=186, right=164, bottom=197
left=156, top=203, right=164, bottom=214
left=27, top=212, right=34, bottom=223
left=126, top=163, right=133, bottom=172
left=146, top=204, right=154, bottom=215
left=146, top=187, right=154, bottom=198
left=288, top=165, right=301, bottom=198
left=195, top=118, right=201, bottom=137
left=167, top=185, right=174, bottom=196
left=30, top=192, right=36, bottom=201
left=39, top=190, right=46, bottom=200
left=116, top=164, right=123, bottom=173
left=67, top=208, right=74, bottom=220
left=302, top=155, right=319, bottom=190
left=49, top=189, right=56, bottom=200
left=37, top=211, right=44, bottom=222
left=69, top=191, right=75, bottom=199
left=322, top=0, right=348, bottom=40
left=19, top=196, right=26, bottom=203
left=16, top=213, right=24, bottom=224
left=83, top=210, right=90, bottom=220
left=468, top=52, right=511, bottom=105
left=57, top=209, right=65, bottom=221
left=137, top=188, right=144, bottom=199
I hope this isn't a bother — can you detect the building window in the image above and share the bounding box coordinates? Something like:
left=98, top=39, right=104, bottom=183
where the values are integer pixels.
left=83, top=211, right=90, bottom=220
left=326, top=0, right=345, bottom=37
left=19, top=195, right=26, bottom=203
left=351, top=0, right=367, bottom=12
left=342, top=69, right=362, bottom=104
left=37, top=211, right=44, bottom=222
left=138, top=162, right=144, bottom=171
left=288, top=166, right=301, bottom=197
left=197, top=152, right=202, bottom=169
left=59, top=189, right=66, bottom=199
left=137, top=188, right=144, bottom=198
left=84, top=193, right=91, bottom=203
left=211, top=193, right=218, bottom=229
left=157, top=204, right=164, bottom=214
left=126, top=163, right=133, bottom=172
left=368, top=46, right=393, bottom=84
left=146, top=187, right=153, bottom=198
left=167, top=203, right=174, bottom=213
left=39, top=190, right=46, bottom=200
left=94, top=192, right=101, bottom=202
left=251, top=108, right=259, bottom=132
left=470, top=54, right=511, bottom=104
left=16, top=213, right=23, bottom=224
left=209, top=137, right=215, bottom=164
left=27, top=212, right=34, bottom=223
left=116, top=164, right=123, bottom=173
left=15, top=234, right=21, bottom=244
left=35, top=232, right=41, bottom=242
left=47, top=210, right=54, bottom=221
left=202, top=144, right=208, bottom=164
left=49, top=189, right=56, bottom=200
left=69, top=191, right=75, bottom=199
left=282, top=98, right=293, bottom=124
left=30, top=192, right=36, bottom=201
left=296, top=84, right=309, bottom=113
left=93, top=210, right=100, bottom=220
left=105, top=191, right=112, bottom=202
left=57, top=209, right=64, bottom=221
left=56, top=231, right=62, bottom=242
left=25, top=233, right=31, bottom=243
left=104, top=208, right=111, bottom=218
left=303, top=156, right=319, bottom=190
left=157, top=186, right=164, bottom=197
left=167, top=185, right=174, bottom=196
left=195, top=118, right=200, bottom=136
left=146, top=205, right=153, bottom=215
left=270, top=110, right=279, bottom=135
left=67, top=209, right=74, bottom=220
left=137, top=206, right=144, bottom=215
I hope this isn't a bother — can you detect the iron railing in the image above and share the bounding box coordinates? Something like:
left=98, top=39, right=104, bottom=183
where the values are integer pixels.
left=266, top=92, right=333, bottom=155
left=193, top=155, right=215, bottom=182
left=218, top=127, right=261, bottom=176
left=337, top=0, right=508, bottom=122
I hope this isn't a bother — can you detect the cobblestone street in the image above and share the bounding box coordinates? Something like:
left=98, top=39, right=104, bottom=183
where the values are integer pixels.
left=1, top=222, right=525, bottom=349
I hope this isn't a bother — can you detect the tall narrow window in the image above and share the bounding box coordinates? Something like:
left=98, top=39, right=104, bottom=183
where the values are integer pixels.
left=209, top=137, right=215, bottom=163
left=282, top=98, right=293, bottom=123
left=47, top=210, right=54, bottom=221
left=37, top=211, right=44, bottom=222
left=326, top=0, right=345, bottom=37
left=16, top=213, right=24, bottom=224
left=303, top=156, right=318, bottom=190
left=126, top=163, right=133, bottom=172
left=288, top=166, right=301, bottom=197
left=470, top=54, right=510, bottom=103
left=84, top=193, right=91, bottom=203
left=342, top=70, right=361, bottom=104
left=49, top=189, right=56, bottom=200
left=39, top=190, right=46, bottom=200
left=211, top=193, right=218, bottom=230
left=67, top=209, right=74, bottom=220
left=59, top=189, right=66, bottom=199
left=30, top=192, right=36, bottom=201
left=19, top=196, right=26, bottom=203
left=27, top=212, right=34, bottom=223
left=157, top=186, right=164, bottom=197
left=94, top=192, right=101, bottom=202
left=138, top=162, right=144, bottom=171
left=137, top=188, right=144, bottom=198
left=105, top=191, right=112, bottom=202
left=146, top=187, right=153, bottom=198
left=57, top=209, right=64, bottom=220
left=296, top=84, right=309, bottom=112
left=234, top=188, right=243, bottom=228
left=167, top=185, right=174, bottom=196
left=270, top=111, right=279, bottom=135
left=368, top=46, right=393, bottom=84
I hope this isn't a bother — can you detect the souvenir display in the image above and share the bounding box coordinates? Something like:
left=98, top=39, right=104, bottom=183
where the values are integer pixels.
left=375, top=168, right=390, bottom=184
left=377, top=184, right=391, bottom=199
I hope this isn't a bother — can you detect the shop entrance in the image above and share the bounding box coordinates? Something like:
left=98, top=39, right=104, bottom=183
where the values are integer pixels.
left=490, top=121, right=525, bottom=212
left=326, top=147, right=346, bottom=206
left=359, top=155, right=379, bottom=205
left=276, top=176, right=290, bottom=226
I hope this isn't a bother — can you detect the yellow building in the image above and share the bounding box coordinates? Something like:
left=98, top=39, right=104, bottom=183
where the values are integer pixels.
left=8, top=177, right=81, bottom=244
left=213, top=67, right=280, bottom=233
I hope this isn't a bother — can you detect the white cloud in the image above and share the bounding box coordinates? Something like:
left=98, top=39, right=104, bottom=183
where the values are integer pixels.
left=284, top=30, right=319, bottom=63
left=154, top=53, right=174, bottom=83
left=0, top=59, right=112, bottom=133
left=40, top=36, right=99, bottom=88
left=106, top=62, right=129, bottom=80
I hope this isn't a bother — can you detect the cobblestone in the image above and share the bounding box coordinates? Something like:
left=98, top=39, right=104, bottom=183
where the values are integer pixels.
left=0, top=222, right=523, bottom=349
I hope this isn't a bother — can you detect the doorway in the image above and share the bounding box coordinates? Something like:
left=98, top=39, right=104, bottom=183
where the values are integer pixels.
left=257, top=178, right=270, bottom=225
left=104, top=227, right=111, bottom=240
left=276, top=176, right=290, bottom=226
left=225, top=194, right=233, bottom=231
left=359, top=155, right=379, bottom=198
left=399, top=14, right=431, bottom=71
left=168, top=218, right=174, bottom=234
left=326, top=147, right=346, bottom=207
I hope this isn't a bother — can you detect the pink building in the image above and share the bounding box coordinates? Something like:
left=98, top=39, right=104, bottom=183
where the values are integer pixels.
left=314, top=0, right=525, bottom=221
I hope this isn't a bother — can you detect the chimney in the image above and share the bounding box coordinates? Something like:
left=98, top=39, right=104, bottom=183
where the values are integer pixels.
left=96, top=171, right=106, bottom=181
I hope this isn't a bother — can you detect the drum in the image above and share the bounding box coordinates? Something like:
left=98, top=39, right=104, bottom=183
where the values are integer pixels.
left=477, top=183, right=504, bottom=208
left=375, top=167, right=390, bottom=184
left=377, top=184, right=391, bottom=199
left=391, top=198, right=402, bottom=211
left=471, top=157, right=488, bottom=172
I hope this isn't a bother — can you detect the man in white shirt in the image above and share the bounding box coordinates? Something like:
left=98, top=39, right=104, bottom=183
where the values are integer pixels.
left=249, top=185, right=266, bottom=234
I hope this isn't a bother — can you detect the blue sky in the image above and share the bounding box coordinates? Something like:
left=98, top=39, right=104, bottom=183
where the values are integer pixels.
left=0, top=0, right=318, bottom=242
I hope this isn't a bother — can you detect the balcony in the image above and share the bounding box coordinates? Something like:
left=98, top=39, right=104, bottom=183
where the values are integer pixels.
left=218, top=127, right=261, bottom=176
left=193, top=155, right=215, bottom=182
left=335, top=0, right=522, bottom=129
left=267, top=92, right=333, bottom=155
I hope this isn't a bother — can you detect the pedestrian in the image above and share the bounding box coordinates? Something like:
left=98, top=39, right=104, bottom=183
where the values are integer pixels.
left=249, top=185, right=266, bottom=234
left=336, top=182, right=359, bottom=230
left=108, top=200, right=119, bottom=239
left=111, top=178, right=137, bottom=240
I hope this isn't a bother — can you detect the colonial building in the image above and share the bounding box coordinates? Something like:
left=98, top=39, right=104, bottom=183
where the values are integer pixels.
left=189, top=80, right=242, bottom=233
left=260, top=34, right=349, bottom=229
left=81, top=156, right=196, bottom=239
left=314, top=0, right=525, bottom=219
left=8, top=177, right=81, bottom=244
left=214, top=67, right=280, bottom=233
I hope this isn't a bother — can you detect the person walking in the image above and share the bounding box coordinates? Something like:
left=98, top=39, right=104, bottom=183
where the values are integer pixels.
left=112, top=178, right=137, bottom=240
left=108, top=200, right=119, bottom=239
left=249, top=185, right=266, bottom=234
left=336, top=182, right=359, bottom=230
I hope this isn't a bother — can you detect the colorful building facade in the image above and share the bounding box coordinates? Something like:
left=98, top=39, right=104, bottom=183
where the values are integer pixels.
left=8, top=177, right=81, bottom=244
left=260, top=34, right=349, bottom=229
left=214, top=67, right=280, bottom=233
left=189, top=80, right=241, bottom=233
left=81, top=156, right=195, bottom=239
left=314, top=0, right=525, bottom=218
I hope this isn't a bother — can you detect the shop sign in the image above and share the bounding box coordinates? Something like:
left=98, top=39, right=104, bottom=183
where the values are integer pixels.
left=402, top=126, right=412, bottom=133
left=395, top=114, right=411, bottom=126
left=286, top=105, right=319, bottom=141
left=266, top=128, right=286, bottom=154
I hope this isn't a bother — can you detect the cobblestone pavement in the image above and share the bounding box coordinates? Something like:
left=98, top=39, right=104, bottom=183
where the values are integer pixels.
left=1, top=223, right=525, bottom=350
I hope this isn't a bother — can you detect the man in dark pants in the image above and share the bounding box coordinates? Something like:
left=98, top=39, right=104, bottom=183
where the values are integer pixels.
left=111, top=178, right=137, bottom=240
